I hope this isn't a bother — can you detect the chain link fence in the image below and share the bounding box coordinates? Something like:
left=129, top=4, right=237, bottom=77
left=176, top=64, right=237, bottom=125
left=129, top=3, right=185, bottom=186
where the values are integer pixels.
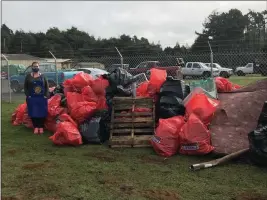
left=2, top=50, right=267, bottom=102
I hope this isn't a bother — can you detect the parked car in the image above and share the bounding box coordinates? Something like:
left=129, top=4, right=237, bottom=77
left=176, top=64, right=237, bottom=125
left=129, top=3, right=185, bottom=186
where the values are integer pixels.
left=204, top=63, right=233, bottom=78
left=1, top=64, right=26, bottom=79
left=9, top=63, right=79, bottom=93
left=181, top=62, right=219, bottom=78
left=128, top=61, right=179, bottom=78
left=76, top=68, right=108, bottom=79
left=106, top=64, right=130, bottom=73
left=1, top=71, right=8, bottom=79
left=235, top=63, right=254, bottom=76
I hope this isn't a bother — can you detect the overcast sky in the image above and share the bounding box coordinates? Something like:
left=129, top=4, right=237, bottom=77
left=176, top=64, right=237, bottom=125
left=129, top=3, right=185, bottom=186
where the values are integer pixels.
left=2, top=1, right=266, bottom=48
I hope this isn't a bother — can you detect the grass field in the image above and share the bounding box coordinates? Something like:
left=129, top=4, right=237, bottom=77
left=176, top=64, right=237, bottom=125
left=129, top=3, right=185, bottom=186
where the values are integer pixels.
left=2, top=76, right=267, bottom=200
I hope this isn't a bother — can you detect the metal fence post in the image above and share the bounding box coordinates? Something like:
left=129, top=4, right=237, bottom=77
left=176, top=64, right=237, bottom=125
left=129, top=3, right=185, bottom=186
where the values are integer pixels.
left=208, top=41, right=214, bottom=78
left=2, top=54, right=11, bottom=103
left=115, top=47, right=123, bottom=69
left=49, top=51, right=58, bottom=86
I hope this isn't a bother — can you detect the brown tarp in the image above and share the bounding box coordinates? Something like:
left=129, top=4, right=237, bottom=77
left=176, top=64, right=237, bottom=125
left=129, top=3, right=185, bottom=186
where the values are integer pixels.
left=210, top=79, right=267, bottom=155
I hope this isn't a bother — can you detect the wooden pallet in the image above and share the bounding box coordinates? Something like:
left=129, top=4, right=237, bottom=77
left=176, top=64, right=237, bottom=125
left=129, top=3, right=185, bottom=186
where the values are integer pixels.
left=109, top=97, right=155, bottom=148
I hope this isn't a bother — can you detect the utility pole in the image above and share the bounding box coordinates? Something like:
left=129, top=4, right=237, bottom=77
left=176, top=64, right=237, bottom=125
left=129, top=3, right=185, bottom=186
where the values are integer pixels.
left=3, top=37, right=6, bottom=52
left=20, top=40, right=22, bottom=53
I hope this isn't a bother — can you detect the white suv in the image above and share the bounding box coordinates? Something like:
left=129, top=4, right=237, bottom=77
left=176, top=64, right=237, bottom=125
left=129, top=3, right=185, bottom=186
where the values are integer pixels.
left=182, top=62, right=219, bottom=78
left=205, top=63, right=233, bottom=78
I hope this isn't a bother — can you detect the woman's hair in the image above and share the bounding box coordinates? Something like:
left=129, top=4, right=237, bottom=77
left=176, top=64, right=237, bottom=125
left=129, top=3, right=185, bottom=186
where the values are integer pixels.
left=32, top=61, right=39, bottom=66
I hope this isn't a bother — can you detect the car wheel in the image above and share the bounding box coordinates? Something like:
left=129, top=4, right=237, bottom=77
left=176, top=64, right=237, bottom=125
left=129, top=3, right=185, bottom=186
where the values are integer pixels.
left=220, top=71, right=229, bottom=78
left=11, top=81, right=22, bottom=93
left=48, top=80, right=57, bottom=88
left=236, top=71, right=245, bottom=76
left=202, top=71, right=211, bottom=79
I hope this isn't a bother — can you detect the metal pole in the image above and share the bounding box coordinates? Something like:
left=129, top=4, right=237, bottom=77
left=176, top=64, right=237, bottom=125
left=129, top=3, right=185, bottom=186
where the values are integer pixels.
left=2, top=54, right=11, bottom=103
left=49, top=51, right=58, bottom=86
left=208, top=41, right=214, bottom=78
left=115, top=47, right=123, bottom=69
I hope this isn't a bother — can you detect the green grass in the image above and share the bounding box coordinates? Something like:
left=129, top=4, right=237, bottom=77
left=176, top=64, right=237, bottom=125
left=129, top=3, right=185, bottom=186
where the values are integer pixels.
left=2, top=76, right=267, bottom=200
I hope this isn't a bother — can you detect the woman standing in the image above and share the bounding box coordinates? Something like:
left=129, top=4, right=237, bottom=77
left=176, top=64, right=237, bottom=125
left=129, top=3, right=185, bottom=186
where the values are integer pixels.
left=24, top=62, right=49, bottom=134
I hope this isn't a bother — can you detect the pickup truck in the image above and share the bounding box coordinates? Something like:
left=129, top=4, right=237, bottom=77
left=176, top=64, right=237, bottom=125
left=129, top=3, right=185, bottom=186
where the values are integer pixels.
left=204, top=63, right=233, bottom=78
left=235, top=61, right=267, bottom=76
left=9, top=63, right=79, bottom=93
left=181, top=62, right=219, bottom=78
left=127, top=61, right=179, bottom=78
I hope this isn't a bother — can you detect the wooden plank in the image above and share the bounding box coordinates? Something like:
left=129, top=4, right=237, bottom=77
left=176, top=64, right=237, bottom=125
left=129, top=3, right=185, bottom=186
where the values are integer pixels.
left=114, top=104, right=153, bottom=110
left=113, top=117, right=153, bottom=123
left=109, top=135, right=152, bottom=148
left=111, top=128, right=154, bottom=134
left=112, top=122, right=154, bottom=128
left=114, top=112, right=152, bottom=117
left=113, top=97, right=153, bottom=103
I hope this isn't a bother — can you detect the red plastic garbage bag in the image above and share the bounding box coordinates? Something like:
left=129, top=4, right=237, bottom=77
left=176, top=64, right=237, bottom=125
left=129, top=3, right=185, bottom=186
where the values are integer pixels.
left=70, top=101, right=97, bottom=124
left=151, top=116, right=185, bottom=157
left=66, top=92, right=85, bottom=110
left=48, top=94, right=64, bottom=117
left=23, top=113, right=33, bottom=128
left=91, top=76, right=109, bottom=96
left=63, top=80, right=76, bottom=96
left=96, top=96, right=108, bottom=110
left=58, top=113, right=78, bottom=127
left=185, top=93, right=219, bottom=126
left=215, top=77, right=241, bottom=92
left=45, top=118, right=57, bottom=132
left=49, top=121, right=82, bottom=146
left=12, top=103, right=27, bottom=125
left=72, top=72, right=94, bottom=89
left=82, top=86, right=98, bottom=102
left=136, top=81, right=149, bottom=97
left=178, top=113, right=214, bottom=155
left=148, top=68, right=167, bottom=94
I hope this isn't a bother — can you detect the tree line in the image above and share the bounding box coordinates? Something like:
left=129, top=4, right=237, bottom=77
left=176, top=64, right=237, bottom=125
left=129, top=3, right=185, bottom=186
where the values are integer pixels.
left=1, top=9, right=267, bottom=58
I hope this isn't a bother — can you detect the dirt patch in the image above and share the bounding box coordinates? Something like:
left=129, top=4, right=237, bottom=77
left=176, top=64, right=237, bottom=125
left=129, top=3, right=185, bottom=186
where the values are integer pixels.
left=233, top=192, right=267, bottom=200
left=83, top=152, right=117, bottom=162
left=6, top=149, right=17, bottom=156
left=22, top=161, right=55, bottom=170
left=140, top=189, right=180, bottom=200
left=120, top=184, right=135, bottom=195
left=1, top=197, right=20, bottom=200
left=97, top=175, right=121, bottom=185
left=139, top=155, right=169, bottom=165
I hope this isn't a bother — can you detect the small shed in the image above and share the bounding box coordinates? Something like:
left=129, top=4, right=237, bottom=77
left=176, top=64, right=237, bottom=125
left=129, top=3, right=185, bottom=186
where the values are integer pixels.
left=1, top=54, right=44, bottom=67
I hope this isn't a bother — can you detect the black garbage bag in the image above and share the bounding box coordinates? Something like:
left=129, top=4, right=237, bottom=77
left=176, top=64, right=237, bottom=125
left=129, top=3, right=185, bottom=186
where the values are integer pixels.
left=248, top=125, right=267, bottom=166
left=258, top=101, right=267, bottom=126
left=248, top=101, right=267, bottom=166
left=158, top=96, right=186, bottom=119
left=79, top=118, right=102, bottom=144
left=79, top=110, right=110, bottom=144
left=107, top=67, right=137, bottom=87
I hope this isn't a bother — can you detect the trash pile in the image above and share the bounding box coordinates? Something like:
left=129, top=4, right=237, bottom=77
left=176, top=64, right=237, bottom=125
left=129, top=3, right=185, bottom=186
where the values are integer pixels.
left=11, top=68, right=267, bottom=167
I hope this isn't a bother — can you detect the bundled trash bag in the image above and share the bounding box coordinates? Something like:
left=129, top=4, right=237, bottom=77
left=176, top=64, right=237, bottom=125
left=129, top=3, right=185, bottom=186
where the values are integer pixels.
left=72, top=72, right=94, bottom=89
left=12, top=103, right=27, bottom=125
left=49, top=113, right=82, bottom=146
left=70, top=101, right=97, bottom=124
left=96, top=96, right=108, bottom=110
left=107, top=67, right=136, bottom=87
left=215, top=77, right=241, bottom=92
left=248, top=125, right=267, bottom=166
left=136, top=81, right=150, bottom=97
left=151, top=116, right=185, bottom=157
left=82, top=86, right=98, bottom=102
left=158, top=96, right=186, bottom=119
left=184, top=93, right=219, bottom=126
left=66, top=92, right=85, bottom=110
left=178, top=113, right=214, bottom=155
left=23, top=113, right=33, bottom=128
left=91, top=76, right=109, bottom=96
left=248, top=101, right=267, bottom=166
left=79, top=118, right=102, bottom=144
left=48, top=94, right=65, bottom=117
left=148, top=68, right=167, bottom=95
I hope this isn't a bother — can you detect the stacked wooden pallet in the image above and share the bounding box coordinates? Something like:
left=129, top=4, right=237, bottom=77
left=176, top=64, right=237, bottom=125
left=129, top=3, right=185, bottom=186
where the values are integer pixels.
left=109, top=97, right=155, bottom=148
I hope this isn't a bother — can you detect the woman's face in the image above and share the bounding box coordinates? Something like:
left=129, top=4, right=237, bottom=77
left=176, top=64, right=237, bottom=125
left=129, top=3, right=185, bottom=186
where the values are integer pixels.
left=32, top=63, right=39, bottom=72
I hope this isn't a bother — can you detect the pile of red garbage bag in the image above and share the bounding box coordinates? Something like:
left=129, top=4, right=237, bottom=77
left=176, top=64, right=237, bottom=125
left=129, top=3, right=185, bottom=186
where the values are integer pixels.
left=151, top=77, right=241, bottom=157
left=11, top=72, right=109, bottom=146
left=11, top=69, right=167, bottom=147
